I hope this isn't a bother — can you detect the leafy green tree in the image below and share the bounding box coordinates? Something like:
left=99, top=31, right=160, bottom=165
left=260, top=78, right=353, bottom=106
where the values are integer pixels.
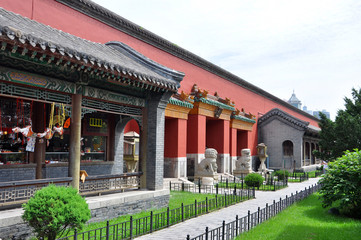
left=319, top=149, right=361, bottom=219
left=22, top=185, right=91, bottom=240
left=315, top=88, right=361, bottom=160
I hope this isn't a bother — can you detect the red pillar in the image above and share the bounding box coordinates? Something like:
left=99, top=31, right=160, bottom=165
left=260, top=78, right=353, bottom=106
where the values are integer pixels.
left=164, top=118, right=187, bottom=178
left=165, top=118, right=187, bottom=158
left=187, top=115, right=206, bottom=154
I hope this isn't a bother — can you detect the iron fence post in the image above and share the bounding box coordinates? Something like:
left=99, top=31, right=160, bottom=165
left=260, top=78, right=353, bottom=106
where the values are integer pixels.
left=266, top=203, right=268, bottom=220
left=216, top=184, right=219, bottom=195
left=198, top=180, right=201, bottom=193
left=225, top=193, right=227, bottom=207
left=150, top=211, right=153, bottom=233
left=205, top=226, right=209, bottom=240
left=195, top=199, right=197, bottom=217
left=129, top=216, right=133, bottom=239
left=182, top=182, right=184, bottom=191
left=167, top=207, right=170, bottom=227
left=222, top=220, right=226, bottom=240
left=273, top=200, right=276, bottom=215
left=187, top=234, right=190, bottom=240
left=280, top=197, right=282, bottom=210
left=257, top=207, right=260, bottom=224
left=106, top=220, right=110, bottom=240
left=182, top=203, right=184, bottom=222
left=74, top=229, right=77, bottom=240
left=234, top=185, right=236, bottom=196
left=226, top=178, right=228, bottom=188
left=247, top=210, right=250, bottom=231
left=236, top=215, right=239, bottom=236
left=216, top=194, right=218, bottom=208
left=206, top=197, right=208, bottom=213
left=169, top=181, right=172, bottom=191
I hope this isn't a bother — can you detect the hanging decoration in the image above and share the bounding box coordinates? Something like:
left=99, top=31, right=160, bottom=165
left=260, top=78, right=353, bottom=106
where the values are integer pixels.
left=37, top=103, right=66, bottom=139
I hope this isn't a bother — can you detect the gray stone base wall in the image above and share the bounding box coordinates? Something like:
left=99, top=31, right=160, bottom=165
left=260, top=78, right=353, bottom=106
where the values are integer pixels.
left=0, top=162, right=115, bottom=182
left=164, top=157, right=187, bottom=178
left=0, top=189, right=169, bottom=239
left=89, top=193, right=169, bottom=223
left=0, top=164, right=36, bottom=182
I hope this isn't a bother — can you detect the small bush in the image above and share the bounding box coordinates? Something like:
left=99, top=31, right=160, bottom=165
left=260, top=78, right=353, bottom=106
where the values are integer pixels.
left=22, top=184, right=91, bottom=240
left=273, top=170, right=290, bottom=180
left=244, top=173, right=263, bottom=188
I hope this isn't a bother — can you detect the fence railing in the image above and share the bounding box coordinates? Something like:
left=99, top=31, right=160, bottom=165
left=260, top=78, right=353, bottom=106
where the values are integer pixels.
left=58, top=188, right=256, bottom=240
left=0, top=172, right=142, bottom=207
left=187, top=183, right=321, bottom=240
left=170, top=181, right=257, bottom=195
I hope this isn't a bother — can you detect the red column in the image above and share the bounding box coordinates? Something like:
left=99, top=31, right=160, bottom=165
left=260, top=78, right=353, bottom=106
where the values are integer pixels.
left=187, top=115, right=206, bottom=154
left=165, top=118, right=187, bottom=158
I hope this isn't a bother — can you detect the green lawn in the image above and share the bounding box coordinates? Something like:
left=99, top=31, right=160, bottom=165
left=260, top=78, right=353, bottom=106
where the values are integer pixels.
left=235, top=194, right=361, bottom=240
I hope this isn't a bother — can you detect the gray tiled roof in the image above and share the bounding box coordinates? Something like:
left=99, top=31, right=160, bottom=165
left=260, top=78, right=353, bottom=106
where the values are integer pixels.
left=0, top=7, right=184, bottom=91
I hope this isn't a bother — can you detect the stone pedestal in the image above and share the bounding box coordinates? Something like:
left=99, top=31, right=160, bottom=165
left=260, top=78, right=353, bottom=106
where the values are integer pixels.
left=233, top=148, right=253, bottom=177
left=201, top=177, right=214, bottom=186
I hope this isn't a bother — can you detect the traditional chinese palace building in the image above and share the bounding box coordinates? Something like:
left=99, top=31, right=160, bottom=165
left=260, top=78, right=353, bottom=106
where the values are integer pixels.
left=0, top=0, right=321, bottom=188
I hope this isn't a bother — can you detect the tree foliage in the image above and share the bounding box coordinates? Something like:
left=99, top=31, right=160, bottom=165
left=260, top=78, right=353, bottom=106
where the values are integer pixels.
left=22, top=185, right=91, bottom=240
left=319, top=149, right=361, bottom=219
left=315, top=88, right=361, bottom=161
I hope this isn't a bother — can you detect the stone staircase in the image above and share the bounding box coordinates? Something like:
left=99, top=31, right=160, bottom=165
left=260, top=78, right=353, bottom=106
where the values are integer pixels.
left=163, top=177, right=195, bottom=189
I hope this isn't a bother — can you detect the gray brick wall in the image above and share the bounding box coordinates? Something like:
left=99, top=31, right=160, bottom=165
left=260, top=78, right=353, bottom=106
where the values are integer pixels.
left=0, top=167, right=35, bottom=182
left=144, top=92, right=172, bottom=190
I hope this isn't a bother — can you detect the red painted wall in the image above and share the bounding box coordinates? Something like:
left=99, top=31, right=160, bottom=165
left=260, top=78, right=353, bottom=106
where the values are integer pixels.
left=1, top=0, right=319, bottom=154
left=164, top=118, right=187, bottom=158
left=206, top=119, right=230, bottom=154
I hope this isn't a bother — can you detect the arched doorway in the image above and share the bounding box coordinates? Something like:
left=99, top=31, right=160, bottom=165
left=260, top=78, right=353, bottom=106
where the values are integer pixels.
left=282, top=140, right=294, bottom=169
left=113, top=117, right=141, bottom=174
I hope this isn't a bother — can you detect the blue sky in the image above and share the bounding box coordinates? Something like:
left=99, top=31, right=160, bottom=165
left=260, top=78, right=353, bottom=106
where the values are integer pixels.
left=93, top=0, right=361, bottom=120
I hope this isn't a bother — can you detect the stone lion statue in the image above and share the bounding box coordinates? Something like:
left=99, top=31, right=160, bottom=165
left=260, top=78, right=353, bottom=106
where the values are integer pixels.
left=236, top=149, right=252, bottom=171
left=198, top=148, right=218, bottom=174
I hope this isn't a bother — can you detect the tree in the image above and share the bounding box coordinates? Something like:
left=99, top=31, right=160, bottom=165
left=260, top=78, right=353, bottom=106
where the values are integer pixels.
left=319, top=149, right=361, bottom=219
left=22, top=185, right=91, bottom=240
left=315, top=88, right=361, bottom=161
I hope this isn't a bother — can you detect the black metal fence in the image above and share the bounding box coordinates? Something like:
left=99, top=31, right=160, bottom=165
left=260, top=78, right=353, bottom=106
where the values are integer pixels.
left=186, top=183, right=321, bottom=240
left=170, top=181, right=258, bottom=195
left=183, top=177, right=288, bottom=192
left=58, top=188, right=255, bottom=240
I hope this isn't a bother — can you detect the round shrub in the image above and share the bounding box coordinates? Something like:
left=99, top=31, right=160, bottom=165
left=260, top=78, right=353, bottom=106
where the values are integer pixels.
left=244, top=173, right=263, bottom=188
left=22, top=184, right=91, bottom=240
left=319, top=149, right=361, bottom=219
left=273, top=170, right=290, bottom=181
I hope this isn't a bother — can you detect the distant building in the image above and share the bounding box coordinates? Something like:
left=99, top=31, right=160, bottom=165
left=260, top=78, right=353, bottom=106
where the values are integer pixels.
left=288, top=91, right=302, bottom=109
left=289, top=92, right=330, bottom=119
left=302, top=106, right=313, bottom=115
left=313, top=110, right=331, bottom=119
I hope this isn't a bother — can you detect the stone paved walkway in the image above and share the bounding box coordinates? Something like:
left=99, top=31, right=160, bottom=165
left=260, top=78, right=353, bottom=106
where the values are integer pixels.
left=135, top=178, right=320, bottom=240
